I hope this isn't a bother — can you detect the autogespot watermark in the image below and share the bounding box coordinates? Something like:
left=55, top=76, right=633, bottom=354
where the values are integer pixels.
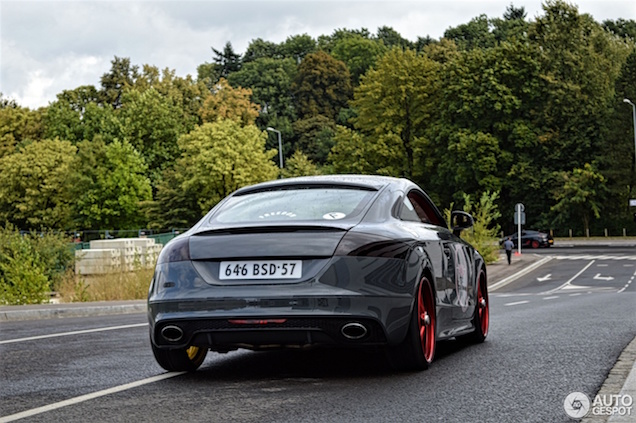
left=564, top=392, right=633, bottom=419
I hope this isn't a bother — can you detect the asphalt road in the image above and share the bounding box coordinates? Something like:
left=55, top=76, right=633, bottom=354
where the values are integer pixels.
left=1, top=247, right=635, bottom=422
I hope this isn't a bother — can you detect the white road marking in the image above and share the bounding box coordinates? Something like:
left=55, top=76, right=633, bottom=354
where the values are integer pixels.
left=504, top=301, right=530, bottom=306
left=489, top=256, right=553, bottom=291
left=0, top=323, right=148, bottom=345
left=0, top=372, right=185, bottom=423
left=593, top=273, right=614, bottom=281
left=569, top=293, right=582, bottom=296
left=617, top=271, right=636, bottom=294
left=543, top=296, right=559, bottom=300
left=554, top=255, right=636, bottom=260
left=543, top=260, right=595, bottom=294
left=537, top=274, right=552, bottom=282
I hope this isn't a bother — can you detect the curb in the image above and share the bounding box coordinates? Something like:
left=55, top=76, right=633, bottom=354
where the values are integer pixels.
left=0, top=302, right=146, bottom=321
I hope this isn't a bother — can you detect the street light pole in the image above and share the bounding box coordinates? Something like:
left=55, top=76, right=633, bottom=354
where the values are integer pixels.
left=266, top=127, right=283, bottom=169
left=624, top=98, right=636, bottom=167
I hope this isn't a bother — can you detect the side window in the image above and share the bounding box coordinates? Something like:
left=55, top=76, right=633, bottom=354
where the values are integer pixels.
left=400, top=192, right=431, bottom=224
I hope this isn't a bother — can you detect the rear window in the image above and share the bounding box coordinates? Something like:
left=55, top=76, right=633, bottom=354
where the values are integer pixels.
left=211, top=187, right=376, bottom=224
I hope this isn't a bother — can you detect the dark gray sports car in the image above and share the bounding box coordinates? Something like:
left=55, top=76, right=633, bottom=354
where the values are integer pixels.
left=148, top=175, right=489, bottom=372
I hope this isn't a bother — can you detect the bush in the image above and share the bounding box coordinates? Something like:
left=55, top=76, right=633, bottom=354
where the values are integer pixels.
left=0, top=225, right=75, bottom=304
left=446, top=191, right=501, bottom=264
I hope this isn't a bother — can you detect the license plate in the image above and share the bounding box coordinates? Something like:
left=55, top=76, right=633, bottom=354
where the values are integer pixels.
left=220, top=260, right=302, bottom=280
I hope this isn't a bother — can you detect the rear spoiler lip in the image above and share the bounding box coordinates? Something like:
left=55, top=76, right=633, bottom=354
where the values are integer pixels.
left=191, top=222, right=355, bottom=236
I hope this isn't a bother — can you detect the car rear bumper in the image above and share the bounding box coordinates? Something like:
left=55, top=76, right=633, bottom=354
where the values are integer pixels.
left=148, top=257, right=416, bottom=351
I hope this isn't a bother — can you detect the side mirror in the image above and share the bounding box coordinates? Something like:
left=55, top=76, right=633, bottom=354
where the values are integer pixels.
left=451, top=211, right=474, bottom=237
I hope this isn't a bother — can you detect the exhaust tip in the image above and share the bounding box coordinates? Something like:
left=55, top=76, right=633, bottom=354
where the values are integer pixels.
left=161, top=325, right=184, bottom=342
left=341, top=322, right=368, bottom=340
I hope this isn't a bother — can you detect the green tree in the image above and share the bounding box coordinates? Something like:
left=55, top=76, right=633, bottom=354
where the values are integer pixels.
left=328, top=126, right=416, bottom=178
left=281, top=34, right=317, bottom=63
left=243, top=38, right=283, bottom=62
left=352, top=48, right=439, bottom=179
left=227, top=57, right=298, bottom=126
left=444, top=14, right=496, bottom=50
left=292, top=51, right=352, bottom=120
left=376, top=26, right=413, bottom=50
left=173, top=120, right=279, bottom=214
left=45, top=94, right=118, bottom=144
left=331, top=34, right=388, bottom=85
left=281, top=150, right=321, bottom=179
left=0, top=139, right=76, bottom=230
left=0, top=105, right=43, bottom=159
left=211, top=42, right=241, bottom=79
left=100, top=56, right=140, bottom=108
left=551, top=164, right=607, bottom=234
left=73, top=138, right=152, bottom=230
left=292, top=115, right=336, bottom=165
left=117, top=87, right=189, bottom=184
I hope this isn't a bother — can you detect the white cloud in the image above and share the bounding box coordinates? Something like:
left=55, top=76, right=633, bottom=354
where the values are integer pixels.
left=1, top=0, right=635, bottom=109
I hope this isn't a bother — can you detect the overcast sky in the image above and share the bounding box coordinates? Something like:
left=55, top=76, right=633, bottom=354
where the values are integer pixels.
left=1, top=0, right=634, bottom=109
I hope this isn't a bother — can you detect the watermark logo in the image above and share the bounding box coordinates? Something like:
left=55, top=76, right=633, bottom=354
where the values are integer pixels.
left=564, top=392, right=590, bottom=419
left=564, top=392, right=633, bottom=419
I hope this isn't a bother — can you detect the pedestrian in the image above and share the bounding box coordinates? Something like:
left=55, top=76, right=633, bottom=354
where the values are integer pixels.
left=503, top=237, right=514, bottom=265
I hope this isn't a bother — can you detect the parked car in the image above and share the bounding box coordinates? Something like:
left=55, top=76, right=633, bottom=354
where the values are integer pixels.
left=500, top=230, right=553, bottom=249
left=148, top=175, right=489, bottom=372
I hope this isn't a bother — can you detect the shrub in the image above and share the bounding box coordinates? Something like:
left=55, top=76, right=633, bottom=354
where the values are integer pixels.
left=446, top=191, right=501, bottom=264
left=0, top=225, right=75, bottom=304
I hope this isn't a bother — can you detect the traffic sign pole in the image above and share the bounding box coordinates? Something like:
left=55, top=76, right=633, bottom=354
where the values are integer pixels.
left=515, top=203, right=524, bottom=255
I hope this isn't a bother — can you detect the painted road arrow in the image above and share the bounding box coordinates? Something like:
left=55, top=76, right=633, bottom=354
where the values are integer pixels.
left=537, top=274, right=552, bottom=282
left=593, top=273, right=614, bottom=281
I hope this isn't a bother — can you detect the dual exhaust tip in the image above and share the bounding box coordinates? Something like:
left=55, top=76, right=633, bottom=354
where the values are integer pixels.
left=161, top=322, right=369, bottom=342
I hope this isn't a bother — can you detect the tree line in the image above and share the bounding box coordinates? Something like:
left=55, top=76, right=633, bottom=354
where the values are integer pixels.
left=1, top=0, right=636, bottom=237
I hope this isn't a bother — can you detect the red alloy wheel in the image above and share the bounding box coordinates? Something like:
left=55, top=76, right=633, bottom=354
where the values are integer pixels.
left=417, top=279, right=436, bottom=363
left=477, top=275, right=489, bottom=337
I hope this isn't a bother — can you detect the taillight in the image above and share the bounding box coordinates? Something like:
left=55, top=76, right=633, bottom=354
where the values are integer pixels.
left=157, top=235, right=191, bottom=264
left=335, top=231, right=409, bottom=259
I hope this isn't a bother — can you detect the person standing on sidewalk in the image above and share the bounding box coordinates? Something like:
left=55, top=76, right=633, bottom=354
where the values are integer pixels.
left=503, top=237, right=514, bottom=265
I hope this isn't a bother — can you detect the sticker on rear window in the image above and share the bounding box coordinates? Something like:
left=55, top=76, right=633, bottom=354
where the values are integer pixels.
left=322, top=212, right=346, bottom=220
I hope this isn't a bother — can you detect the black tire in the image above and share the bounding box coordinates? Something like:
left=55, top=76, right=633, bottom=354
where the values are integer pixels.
left=152, top=343, right=208, bottom=372
left=386, top=276, right=436, bottom=371
left=458, top=269, right=489, bottom=344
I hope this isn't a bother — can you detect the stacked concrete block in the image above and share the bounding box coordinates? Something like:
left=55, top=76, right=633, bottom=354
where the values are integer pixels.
left=76, top=238, right=164, bottom=275
left=75, top=249, right=121, bottom=275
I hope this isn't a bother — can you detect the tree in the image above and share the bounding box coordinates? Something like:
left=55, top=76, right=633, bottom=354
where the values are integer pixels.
left=331, top=34, right=388, bottom=85
left=45, top=94, right=118, bottom=144
left=328, top=124, right=417, bottom=178
left=281, top=34, right=317, bottom=63
left=292, top=115, right=336, bottom=165
left=227, top=57, right=298, bottom=125
left=211, top=42, right=241, bottom=79
left=0, top=139, right=76, bottom=230
left=100, top=56, right=140, bottom=108
left=199, top=78, right=260, bottom=126
left=0, top=105, right=43, bottom=159
left=173, top=120, right=279, bottom=214
left=376, top=26, right=413, bottom=50
left=281, top=150, right=321, bottom=179
left=72, top=138, right=152, bottom=230
left=551, top=164, right=606, bottom=234
left=444, top=14, right=496, bottom=50
left=352, top=48, right=439, bottom=179
left=292, top=51, right=352, bottom=120
left=117, top=87, right=189, bottom=184
left=243, top=38, right=283, bottom=63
